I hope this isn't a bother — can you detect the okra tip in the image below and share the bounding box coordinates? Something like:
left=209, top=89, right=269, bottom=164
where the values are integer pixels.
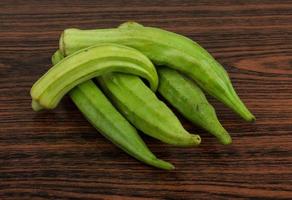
left=52, top=49, right=64, bottom=64
left=225, top=90, right=256, bottom=122
left=152, top=158, right=175, bottom=170
left=31, top=100, right=44, bottom=111
left=118, top=21, right=144, bottom=29
left=172, top=133, right=202, bottom=147
left=191, top=134, right=201, bottom=146
left=247, top=113, right=256, bottom=122
left=59, top=32, right=65, bottom=56
left=175, top=133, right=202, bottom=147
left=218, top=133, right=232, bottom=145
left=210, top=124, right=233, bottom=145
left=238, top=106, right=256, bottom=122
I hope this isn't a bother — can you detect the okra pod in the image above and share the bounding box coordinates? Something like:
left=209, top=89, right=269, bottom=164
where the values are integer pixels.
left=97, top=73, right=201, bottom=147
left=60, top=22, right=255, bottom=121
left=158, top=67, right=232, bottom=145
left=31, top=43, right=158, bottom=111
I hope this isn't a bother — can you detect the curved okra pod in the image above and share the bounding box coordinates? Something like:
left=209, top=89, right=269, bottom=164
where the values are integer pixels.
left=60, top=22, right=255, bottom=121
left=51, top=51, right=174, bottom=170
left=158, top=67, right=232, bottom=145
left=31, top=43, right=158, bottom=111
left=97, top=73, right=201, bottom=147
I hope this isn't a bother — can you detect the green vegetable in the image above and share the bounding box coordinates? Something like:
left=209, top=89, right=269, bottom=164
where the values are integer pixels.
left=60, top=21, right=255, bottom=121
left=97, top=73, right=201, bottom=147
left=158, top=67, right=232, bottom=145
left=52, top=50, right=174, bottom=170
left=31, top=43, right=158, bottom=111
left=71, top=82, right=174, bottom=170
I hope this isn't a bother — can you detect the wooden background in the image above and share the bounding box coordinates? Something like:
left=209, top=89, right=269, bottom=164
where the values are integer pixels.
left=1, top=0, right=292, bottom=199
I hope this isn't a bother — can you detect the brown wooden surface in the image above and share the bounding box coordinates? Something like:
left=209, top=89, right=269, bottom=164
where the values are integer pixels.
left=1, top=0, right=292, bottom=199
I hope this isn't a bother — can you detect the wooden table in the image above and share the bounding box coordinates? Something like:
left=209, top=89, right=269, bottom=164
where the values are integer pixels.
left=1, top=0, right=291, bottom=199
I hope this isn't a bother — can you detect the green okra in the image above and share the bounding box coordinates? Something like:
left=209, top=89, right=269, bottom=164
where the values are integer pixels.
left=70, top=82, right=174, bottom=170
left=52, top=51, right=174, bottom=170
left=97, top=73, right=201, bottom=147
left=31, top=43, right=158, bottom=111
left=60, top=21, right=255, bottom=121
left=158, top=67, right=232, bottom=145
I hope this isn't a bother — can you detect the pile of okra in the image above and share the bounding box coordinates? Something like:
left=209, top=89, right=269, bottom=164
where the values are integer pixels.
left=31, top=22, right=255, bottom=170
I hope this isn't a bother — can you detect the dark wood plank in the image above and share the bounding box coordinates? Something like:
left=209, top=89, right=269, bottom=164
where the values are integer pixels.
left=0, top=0, right=291, bottom=199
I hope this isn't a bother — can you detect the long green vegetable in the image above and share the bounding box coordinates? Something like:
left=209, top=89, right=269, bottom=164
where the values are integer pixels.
left=97, top=73, right=201, bottom=147
left=31, top=43, right=158, bottom=111
left=60, top=21, right=255, bottom=121
left=158, top=67, right=232, bottom=145
left=52, top=51, right=174, bottom=170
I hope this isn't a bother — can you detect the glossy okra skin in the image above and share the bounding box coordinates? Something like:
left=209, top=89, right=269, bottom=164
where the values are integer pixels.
left=60, top=22, right=255, bottom=121
left=31, top=43, right=158, bottom=111
left=97, top=73, right=201, bottom=147
left=158, top=67, right=232, bottom=145
left=52, top=51, right=174, bottom=170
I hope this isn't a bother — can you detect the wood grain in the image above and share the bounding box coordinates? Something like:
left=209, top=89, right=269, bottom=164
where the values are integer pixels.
left=0, top=0, right=292, bottom=199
